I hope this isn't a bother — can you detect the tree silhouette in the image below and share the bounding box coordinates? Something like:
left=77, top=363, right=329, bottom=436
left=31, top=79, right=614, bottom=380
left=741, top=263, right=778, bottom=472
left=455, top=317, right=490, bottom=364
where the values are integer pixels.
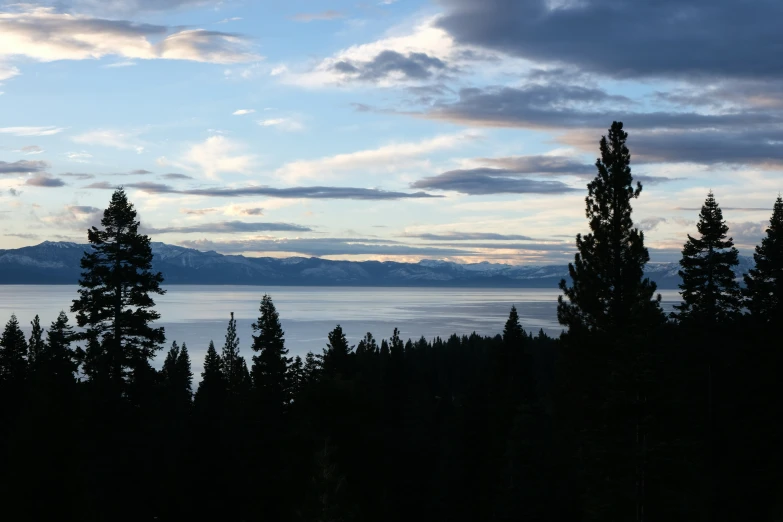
left=744, top=195, right=783, bottom=324
left=323, top=324, right=353, bottom=378
left=673, top=191, right=741, bottom=325
left=558, top=121, right=663, bottom=334
left=28, top=315, right=44, bottom=368
left=71, top=188, right=165, bottom=395
left=0, top=314, right=28, bottom=385
left=251, top=294, right=290, bottom=409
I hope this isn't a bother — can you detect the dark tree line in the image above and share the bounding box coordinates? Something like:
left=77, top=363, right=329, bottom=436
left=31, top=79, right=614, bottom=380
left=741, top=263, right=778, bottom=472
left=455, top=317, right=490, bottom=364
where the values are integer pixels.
left=1, top=124, right=782, bottom=521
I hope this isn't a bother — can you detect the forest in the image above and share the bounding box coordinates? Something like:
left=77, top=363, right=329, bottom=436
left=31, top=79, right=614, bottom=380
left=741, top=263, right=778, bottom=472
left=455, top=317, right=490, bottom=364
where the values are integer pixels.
left=0, top=122, right=781, bottom=521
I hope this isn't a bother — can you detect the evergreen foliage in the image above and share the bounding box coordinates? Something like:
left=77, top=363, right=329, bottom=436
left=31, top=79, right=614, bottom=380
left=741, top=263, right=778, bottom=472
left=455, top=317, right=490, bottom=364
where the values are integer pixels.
left=251, top=294, right=290, bottom=409
left=743, top=196, right=783, bottom=323
left=673, top=191, right=741, bottom=325
left=322, top=324, right=353, bottom=378
left=28, top=315, right=44, bottom=368
left=558, top=121, right=663, bottom=334
left=220, top=312, right=245, bottom=393
left=0, top=314, right=28, bottom=384
left=70, top=188, right=165, bottom=392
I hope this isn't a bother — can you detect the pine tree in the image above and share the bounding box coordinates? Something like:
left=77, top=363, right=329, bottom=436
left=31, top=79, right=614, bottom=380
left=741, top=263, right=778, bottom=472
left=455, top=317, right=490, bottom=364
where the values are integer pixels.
left=28, top=315, right=45, bottom=368
left=41, top=311, right=78, bottom=384
left=356, top=332, right=378, bottom=357
left=289, top=355, right=304, bottom=399
left=558, top=121, right=663, bottom=334
left=221, top=312, right=244, bottom=393
left=743, top=196, right=783, bottom=324
left=503, top=306, right=525, bottom=345
left=323, top=324, right=353, bottom=377
left=251, top=295, right=291, bottom=409
left=303, top=351, right=322, bottom=385
left=177, top=343, right=193, bottom=402
left=673, top=191, right=741, bottom=325
left=0, top=314, right=28, bottom=384
left=195, top=341, right=225, bottom=408
left=70, top=188, right=165, bottom=393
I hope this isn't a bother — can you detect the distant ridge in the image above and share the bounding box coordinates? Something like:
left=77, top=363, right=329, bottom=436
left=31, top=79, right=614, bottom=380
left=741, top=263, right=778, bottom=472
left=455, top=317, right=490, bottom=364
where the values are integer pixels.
left=0, top=241, right=754, bottom=288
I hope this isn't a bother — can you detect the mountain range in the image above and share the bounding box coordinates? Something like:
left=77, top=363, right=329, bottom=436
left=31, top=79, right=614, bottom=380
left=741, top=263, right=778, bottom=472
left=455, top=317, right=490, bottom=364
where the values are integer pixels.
left=0, top=241, right=755, bottom=289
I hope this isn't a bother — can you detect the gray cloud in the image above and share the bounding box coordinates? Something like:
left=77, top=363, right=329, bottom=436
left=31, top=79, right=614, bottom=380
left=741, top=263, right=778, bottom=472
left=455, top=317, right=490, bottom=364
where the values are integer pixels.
left=424, top=85, right=778, bottom=131
left=334, top=50, right=449, bottom=82
left=161, top=173, right=193, bottom=180
left=20, top=145, right=43, bottom=154
left=404, top=232, right=536, bottom=241
left=180, top=208, right=217, bottom=216
left=177, top=238, right=473, bottom=257
left=438, top=0, right=783, bottom=81
left=474, top=154, right=594, bottom=175
left=61, top=172, right=96, bottom=180
left=411, top=169, right=578, bottom=195
left=5, top=233, right=39, bottom=239
left=8, top=188, right=21, bottom=197
left=25, top=175, right=65, bottom=187
left=85, top=181, right=441, bottom=200
left=292, top=10, right=344, bottom=22
left=0, top=160, right=49, bottom=175
left=68, top=206, right=101, bottom=214
left=241, top=208, right=264, bottom=216
left=144, top=220, right=312, bottom=234
left=638, top=217, right=668, bottom=232
left=129, top=169, right=153, bottom=175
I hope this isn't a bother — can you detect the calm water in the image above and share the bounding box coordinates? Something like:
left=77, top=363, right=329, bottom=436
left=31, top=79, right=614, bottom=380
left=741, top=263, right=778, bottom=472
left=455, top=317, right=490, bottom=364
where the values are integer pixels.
left=0, top=285, right=682, bottom=376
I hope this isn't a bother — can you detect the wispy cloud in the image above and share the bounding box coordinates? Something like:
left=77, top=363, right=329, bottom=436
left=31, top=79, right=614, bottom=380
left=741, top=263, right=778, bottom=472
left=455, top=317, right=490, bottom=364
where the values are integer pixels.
left=233, top=109, right=255, bottom=115
left=0, top=126, right=65, bottom=137
left=85, top=181, right=441, bottom=200
left=291, top=10, right=345, bottom=22
left=179, top=135, right=256, bottom=179
left=72, top=129, right=145, bottom=153
left=144, top=220, right=311, bottom=234
left=257, top=118, right=303, bottom=131
left=276, top=131, right=479, bottom=182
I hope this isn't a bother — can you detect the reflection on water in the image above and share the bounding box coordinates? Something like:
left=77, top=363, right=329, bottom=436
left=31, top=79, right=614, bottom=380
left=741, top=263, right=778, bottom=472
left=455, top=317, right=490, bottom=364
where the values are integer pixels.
left=0, top=285, right=682, bottom=375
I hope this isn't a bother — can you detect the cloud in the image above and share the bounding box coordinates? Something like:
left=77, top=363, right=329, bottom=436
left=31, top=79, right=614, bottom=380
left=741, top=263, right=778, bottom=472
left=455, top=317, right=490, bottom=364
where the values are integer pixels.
left=144, top=220, right=312, bottom=234
left=181, top=135, right=256, bottom=179
left=279, top=18, right=459, bottom=87
left=233, top=109, right=255, bottom=115
left=277, top=131, right=478, bottom=182
left=161, top=173, right=193, bottom=180
left=0, top=6, right=258, bottom=65
left=180, top=208, right=217, bottom=215
left=86, top=181, right=441, bottom=200
left=560, top=127, right=783, bottom=167
left=638, top=217, right=668, bottom=232
left=0, top=126, right=64, bottom=136
left=66, top=151, right=93, bottom=162
left=68, top=205, right=101, bottom=214
left=404, top=232, right=536, bottom=241
left=129, top=169, right=153, bottom=175
left=471, top=154, right=594, bottom=176
left=105, top=61, right=136, bottom=67
left=61, top=172, right=95, bottom=180
left=72, top=129, right=145, bottom=153
left=0, top=64, right=20, bottom=81
left=25, top=175, right=65, bottom=187
left=178, top=237, right=473, bottom=257
left=257, top=118, right=304, bottom=131
left=423, top=84, right=770, bottom=131
left=0, top=160, right=49, bottom=175
left=292, top=11, right=344, bottom=22
left=240, top=207, right=264, bottom=216
left=7, top=188, right=20, bottom=197
left=5, top=232, right=39, bottom=239
left=437, top=0, right=783, bottom=81
left=411, top=169, right=579, bottom=195
left=332, top=50, right=449, bottom=82
left=20, top=145, right=44, bottom=155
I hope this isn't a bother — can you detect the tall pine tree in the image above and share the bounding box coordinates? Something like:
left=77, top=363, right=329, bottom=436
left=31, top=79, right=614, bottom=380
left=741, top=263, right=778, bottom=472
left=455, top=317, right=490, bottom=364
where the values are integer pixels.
left=71, top=188, right=165, bottom=394
left=251, top=294, right=291, bottom=409
left=220, top=312, right=246, bottom=394
left=743, top=196, right=783, bottom=324
left=28, top=315, right=45, bottom=369
left=0, top=314, right=28, bottom=385
left=323, top=324, right=353, bottom=378
left=673, top=191, right=741, bottom=325
left=558, top=121, right=663, bottom=334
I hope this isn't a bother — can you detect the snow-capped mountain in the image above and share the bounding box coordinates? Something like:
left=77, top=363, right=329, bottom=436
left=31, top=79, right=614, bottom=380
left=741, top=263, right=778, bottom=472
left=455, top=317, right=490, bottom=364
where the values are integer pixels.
left=0, top=241, right=755, bottom=288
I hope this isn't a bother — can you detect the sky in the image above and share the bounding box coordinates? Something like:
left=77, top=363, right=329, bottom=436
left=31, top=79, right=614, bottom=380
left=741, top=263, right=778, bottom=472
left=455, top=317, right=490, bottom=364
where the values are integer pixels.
left=1, top=0, right=781, bottom=265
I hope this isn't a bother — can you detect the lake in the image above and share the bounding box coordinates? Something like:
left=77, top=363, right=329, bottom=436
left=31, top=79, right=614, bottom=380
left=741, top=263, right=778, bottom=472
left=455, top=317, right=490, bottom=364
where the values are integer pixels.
left=0, top=285, right=683, bottom=376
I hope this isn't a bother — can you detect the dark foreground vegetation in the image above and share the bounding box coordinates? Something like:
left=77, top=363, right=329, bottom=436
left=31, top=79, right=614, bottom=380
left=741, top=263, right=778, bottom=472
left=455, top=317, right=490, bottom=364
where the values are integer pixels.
left=1, top=122, right=782, bottom=521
